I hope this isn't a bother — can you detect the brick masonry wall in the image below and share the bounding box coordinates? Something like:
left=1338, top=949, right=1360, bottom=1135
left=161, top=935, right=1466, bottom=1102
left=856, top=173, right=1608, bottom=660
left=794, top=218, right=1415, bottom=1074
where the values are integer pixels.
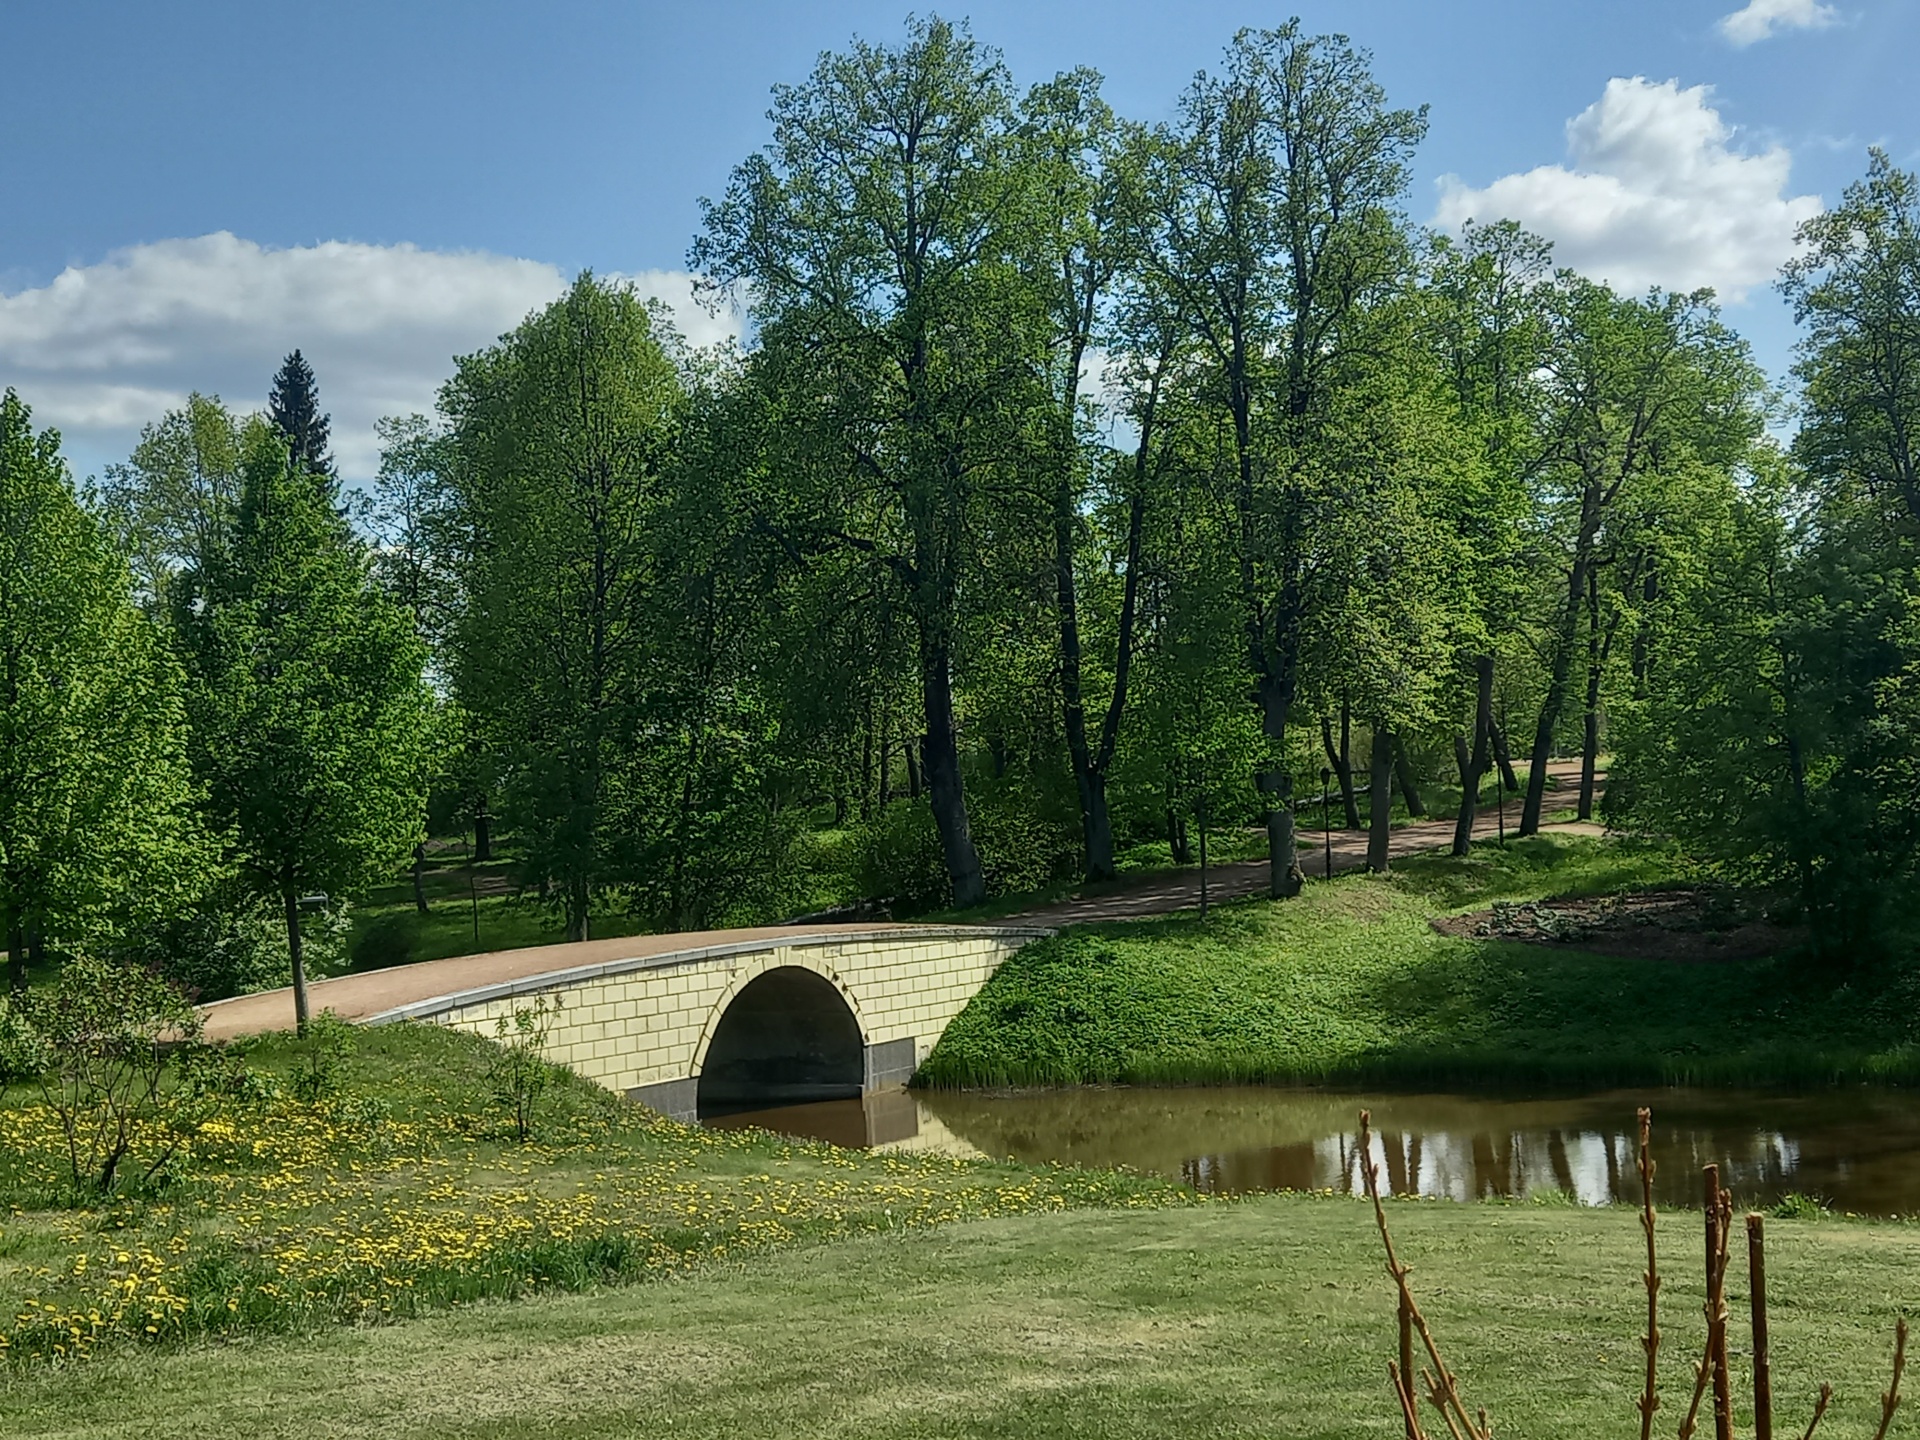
left=413, top=929, right=1038, bottom=1097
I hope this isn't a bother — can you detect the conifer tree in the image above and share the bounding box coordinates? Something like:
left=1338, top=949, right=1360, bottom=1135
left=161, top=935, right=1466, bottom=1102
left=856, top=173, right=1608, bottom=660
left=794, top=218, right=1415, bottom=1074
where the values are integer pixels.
left=267, top=349, right=336, bottom=483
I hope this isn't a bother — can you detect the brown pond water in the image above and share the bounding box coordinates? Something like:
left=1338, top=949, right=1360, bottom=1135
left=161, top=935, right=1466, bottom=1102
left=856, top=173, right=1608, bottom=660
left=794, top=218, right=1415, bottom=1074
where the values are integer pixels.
left=703, top=1086, right=1920, bottom=1216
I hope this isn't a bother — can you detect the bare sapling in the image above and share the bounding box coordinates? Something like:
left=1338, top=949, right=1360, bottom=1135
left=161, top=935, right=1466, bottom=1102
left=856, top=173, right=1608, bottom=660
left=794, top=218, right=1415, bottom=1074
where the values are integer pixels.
left=1640, top=1107, right=1662, bottom=1440
left=1360, top=1109, right=1492, bottom=1440
left=1751, top=1214, right=1773, bottom=1440
left=1358, top=1108, right=1908, bottom=1440
left=1870, top=1318, right=1907, bottom=1440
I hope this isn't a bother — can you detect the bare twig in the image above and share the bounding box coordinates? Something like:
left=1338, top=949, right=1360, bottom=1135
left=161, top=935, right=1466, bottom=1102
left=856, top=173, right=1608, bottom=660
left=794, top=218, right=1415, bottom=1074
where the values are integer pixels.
left=1749, top=1214, right=1772, bottom=1440
left=1681, top=1172, right=1733, bottom=1440
left=1421, top=1367, right=1470, bottom=1440
left=1360, top=1111, right=1491, bottom=1440
left=1869, top=1317, right=1908, bottom=1440
left=1402, top=1294, right=1418, bottom=1440
left=1796, top=1383, right=1831, bottom=1440
left=1640, top=1107, right=1662, bottom=1440
left=1709, top=1175, right=1735, bottom=1440
left=1388, top=1362, right=1427, bottom=1440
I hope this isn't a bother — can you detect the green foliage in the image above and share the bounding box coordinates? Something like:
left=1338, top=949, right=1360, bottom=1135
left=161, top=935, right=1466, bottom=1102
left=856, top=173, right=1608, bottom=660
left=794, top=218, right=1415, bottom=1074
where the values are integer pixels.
left=486, top=995, right=561, bottom=1141
left=11, top=955, right=211, bottom=1195
left=174, top=424, right=433, bottom=1021
left=0, top=391, right=211, bottom=989
left=121, top=887, right=351, bottom=1002
left=288, top=1010, right=357, bottom=1104
left=1615, top=152, right=1920, bottom=946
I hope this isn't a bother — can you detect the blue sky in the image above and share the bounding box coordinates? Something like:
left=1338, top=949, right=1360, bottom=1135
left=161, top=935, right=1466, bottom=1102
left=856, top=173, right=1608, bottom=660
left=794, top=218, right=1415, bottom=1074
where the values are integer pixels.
left=1, top=0, right=1910, bottom=482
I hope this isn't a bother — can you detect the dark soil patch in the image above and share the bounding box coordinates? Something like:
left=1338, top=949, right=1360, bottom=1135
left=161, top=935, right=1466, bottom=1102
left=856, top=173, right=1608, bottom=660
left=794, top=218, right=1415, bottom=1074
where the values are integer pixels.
left=1432, top=885, right=1803, bottom=963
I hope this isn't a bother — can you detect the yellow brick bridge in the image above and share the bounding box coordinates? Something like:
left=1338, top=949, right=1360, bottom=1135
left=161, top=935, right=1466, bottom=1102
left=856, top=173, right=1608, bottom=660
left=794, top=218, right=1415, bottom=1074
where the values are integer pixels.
left=201, top=924, right=1049, bottom=1121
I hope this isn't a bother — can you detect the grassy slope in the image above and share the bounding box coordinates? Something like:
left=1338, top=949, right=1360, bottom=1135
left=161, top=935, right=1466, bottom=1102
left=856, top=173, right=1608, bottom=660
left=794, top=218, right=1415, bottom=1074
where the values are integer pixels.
left=6, top=1193, right=1916, bottom=1439
left=922, top=836, right=1920, bottom=1090
left=0, top=1027, right=1173, bottom=1365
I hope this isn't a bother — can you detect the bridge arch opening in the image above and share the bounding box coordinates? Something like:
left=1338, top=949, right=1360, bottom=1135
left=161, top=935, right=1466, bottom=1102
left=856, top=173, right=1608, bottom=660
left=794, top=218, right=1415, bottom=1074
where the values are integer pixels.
left=696, top=966, right=865, bottom=1118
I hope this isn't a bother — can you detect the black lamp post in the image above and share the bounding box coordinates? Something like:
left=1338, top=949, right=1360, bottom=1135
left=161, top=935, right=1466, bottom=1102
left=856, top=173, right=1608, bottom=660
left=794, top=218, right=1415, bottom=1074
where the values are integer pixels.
left=1320, top=765, right=1333, bottom=880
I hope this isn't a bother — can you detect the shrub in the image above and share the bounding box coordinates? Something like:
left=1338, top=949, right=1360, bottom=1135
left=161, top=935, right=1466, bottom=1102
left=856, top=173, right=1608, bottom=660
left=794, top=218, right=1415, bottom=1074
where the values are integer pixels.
left=487, top=994, right=563, bottom=1141
left=14, top=956, right=213, bottom=1195
left=288, top=1010, right=357, bottom=1103
left=855, top=800, right=950, bottom=909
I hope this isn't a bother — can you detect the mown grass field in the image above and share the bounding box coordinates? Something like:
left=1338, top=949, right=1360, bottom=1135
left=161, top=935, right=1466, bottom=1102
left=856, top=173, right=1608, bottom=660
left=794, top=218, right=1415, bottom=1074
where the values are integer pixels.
left=921, top=836, right=1920, bottom=1090
left=0, top=1026, right=1175, bottom=1367
left=6, top=1188, right=1916, bottom=1439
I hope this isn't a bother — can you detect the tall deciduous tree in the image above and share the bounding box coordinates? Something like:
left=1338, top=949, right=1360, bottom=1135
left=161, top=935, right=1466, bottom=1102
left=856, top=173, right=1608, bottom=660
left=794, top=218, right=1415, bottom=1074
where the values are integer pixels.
left=175, top=426, right=431, bottom=1032
left=1146, top=23, right=1427, bottom=897
left=441, top=276, right=687, bottom=940
left=1425, top=221, right=1554, bottom=854
left=0, top=391, right=207, bottom=992
left=95, top=394, right=267, bottom=614
left=1517, top=282, right=1764, bottom=835
left=693, top=15, right=1047, bottom=908
left=1019, top=70, right=1149, bottom=882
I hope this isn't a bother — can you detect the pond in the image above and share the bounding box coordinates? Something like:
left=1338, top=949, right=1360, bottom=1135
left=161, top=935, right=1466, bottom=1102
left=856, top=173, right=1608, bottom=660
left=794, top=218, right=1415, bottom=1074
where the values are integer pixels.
left=702, top=1084, right=1920, bottom=1216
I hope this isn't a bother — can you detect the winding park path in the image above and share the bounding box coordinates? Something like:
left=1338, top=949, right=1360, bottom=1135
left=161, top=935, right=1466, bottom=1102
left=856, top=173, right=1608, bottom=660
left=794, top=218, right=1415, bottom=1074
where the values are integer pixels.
left=200, top=760, right=1601, bottom=1045
left=1005, top=758, right=1603, bottom=928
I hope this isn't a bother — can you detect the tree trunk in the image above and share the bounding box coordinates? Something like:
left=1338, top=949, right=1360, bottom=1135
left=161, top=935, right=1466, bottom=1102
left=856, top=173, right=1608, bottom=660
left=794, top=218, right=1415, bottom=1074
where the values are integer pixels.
left=904, top=737, right=922, bottom=800
left=472, top=795, right=493, bottom=864
left=1058, top=475, right=1146, bottom=885
left=1393, top=741, right=1426, bottom=819
left=1263, top=685, right=1303, bottom=899
left=1453, top=655, right=1495, bottom=856
left=283, top=889, right=311, bottom=1038
left=860, top=704, right=874, bottom=822
left=1167, top=807, right=1191, bottom=865
left=1523, top=491, right=1600, bottom=834
left=5, top=914, right=24, bottom=996
left=1491, top=720, right=1520, bottom=793
left=566, top=873, right=590, bottom=943
left=1322, top=711, right=1360, bottom=829
left=1577, top=567, right=1603, bottom=820
left=1367, top=724, right=1393, bottom=873
left=1076, top=768, right=1117, bottom=883
left=921, top=641, right=985, bottom=907
left=412, top=843, right=430, bottom=914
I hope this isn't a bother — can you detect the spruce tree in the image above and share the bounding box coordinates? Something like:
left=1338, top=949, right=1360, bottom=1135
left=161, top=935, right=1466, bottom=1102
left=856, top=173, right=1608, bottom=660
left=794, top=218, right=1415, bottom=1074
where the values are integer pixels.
left=267, top=349, right=336, bottom=484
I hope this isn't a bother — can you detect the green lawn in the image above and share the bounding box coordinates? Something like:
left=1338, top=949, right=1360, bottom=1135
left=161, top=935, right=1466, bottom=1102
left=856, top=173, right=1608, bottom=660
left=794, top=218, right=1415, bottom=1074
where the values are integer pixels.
left=921, top=835, right=1920, bottom=1090
left=6, top=1189, right=1915, bottom=1439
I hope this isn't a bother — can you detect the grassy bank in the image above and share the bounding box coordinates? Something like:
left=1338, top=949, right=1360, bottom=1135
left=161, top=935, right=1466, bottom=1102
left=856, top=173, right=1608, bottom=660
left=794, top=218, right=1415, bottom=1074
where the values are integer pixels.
left=0, top=1026, right=1175, bottom=1366
left=6, top=1188, right=1916, bottom=1438
left=921, top=836, right=1920, bottom=1090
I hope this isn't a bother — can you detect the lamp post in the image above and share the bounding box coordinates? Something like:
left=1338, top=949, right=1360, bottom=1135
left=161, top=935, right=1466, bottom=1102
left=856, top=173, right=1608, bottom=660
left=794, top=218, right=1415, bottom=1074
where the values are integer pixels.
left=1321, top=766, right=1333, bottom=880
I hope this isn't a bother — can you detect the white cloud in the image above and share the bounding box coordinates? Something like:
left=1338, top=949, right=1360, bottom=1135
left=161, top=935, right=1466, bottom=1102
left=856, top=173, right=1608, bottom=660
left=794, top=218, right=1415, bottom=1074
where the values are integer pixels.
left=0, top=233, right=740, bottom=482
left=1433, top=77, right=1821, bottom=302
left=1718, top=0, right=1838, bottom=47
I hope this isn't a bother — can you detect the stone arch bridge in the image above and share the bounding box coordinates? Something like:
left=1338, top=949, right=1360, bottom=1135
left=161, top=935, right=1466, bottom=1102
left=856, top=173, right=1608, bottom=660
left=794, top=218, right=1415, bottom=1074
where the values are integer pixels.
left=201, top=925, right=1048, bottom=1121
